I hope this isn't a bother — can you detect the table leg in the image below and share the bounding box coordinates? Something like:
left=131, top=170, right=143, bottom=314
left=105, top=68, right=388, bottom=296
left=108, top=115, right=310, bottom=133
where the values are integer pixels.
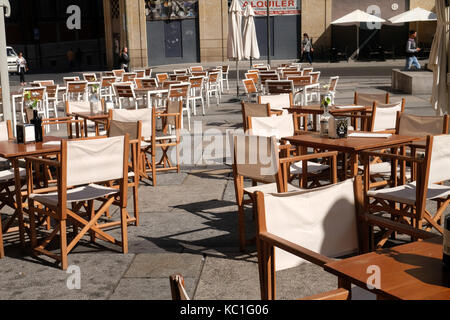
left=350, top=153, right=359, bottom=178
left=84, top=119, right=88, bottom=137
left=12, top=159, right=26, bottom=247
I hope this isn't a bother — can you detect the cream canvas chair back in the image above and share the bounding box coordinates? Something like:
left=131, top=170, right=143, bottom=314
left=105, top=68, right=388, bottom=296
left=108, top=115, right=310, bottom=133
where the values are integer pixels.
left=66, top=136, right=125, bottom=187
left=249, top=113, right=294, bottom=140
left=262, top=179, right=359, bottom=271
left=66, top=101, right=101, bottom=114
left=428, top=134, right=450, bottom=184
left=233, top=134, right=279, bottom=183
left=111, top=108, right=152, bottom=140
left=355, top=92, right=389, bottom=106
left=398, top=113, right=447, bottom=137
left=258, top=94, right=291, bottom=111
left=0, top=121, right=9, bottom=141
left=372, top=101, right=403, bottom=132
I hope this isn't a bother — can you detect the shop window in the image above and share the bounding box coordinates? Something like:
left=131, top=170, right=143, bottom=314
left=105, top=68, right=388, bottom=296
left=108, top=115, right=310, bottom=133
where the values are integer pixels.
left=146, top=0, right=198, bottom=20
left=164, top=20, right=182, bottom=57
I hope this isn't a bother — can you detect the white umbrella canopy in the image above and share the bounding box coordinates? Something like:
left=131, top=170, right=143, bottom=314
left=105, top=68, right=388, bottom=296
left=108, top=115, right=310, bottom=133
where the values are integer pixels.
left=331, top=9, right=386, bottom=25
left=243, top=5, right=260, bottom=60
left=227, top=0, right=244, bottom=61
left=227, top=0, right=244, bottom=96
left=388, top=7, right=437, bottom=23
left=429, top=1, right=450, bottom=115
left=331, top=9, right=386, bottom=59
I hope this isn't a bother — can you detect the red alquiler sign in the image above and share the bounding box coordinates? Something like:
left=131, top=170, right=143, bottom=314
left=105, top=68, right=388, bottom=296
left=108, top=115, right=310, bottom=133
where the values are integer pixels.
left=239, top=0, right=301, bottom=16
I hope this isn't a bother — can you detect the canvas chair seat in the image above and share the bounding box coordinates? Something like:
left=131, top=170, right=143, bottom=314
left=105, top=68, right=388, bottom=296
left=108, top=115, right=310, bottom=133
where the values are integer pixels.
left=367, top=181, right=450, bottom=206
left=290, top=161, right=329, bottom=174
left=358, top=162, right=412, bottom=178
left=155, top=134, right=177, bottom=141
left=244, top=182, right=302, bottom=194
left=30, top=184, right=119, bottom=207
left=0, top=167, right=26, bottom=181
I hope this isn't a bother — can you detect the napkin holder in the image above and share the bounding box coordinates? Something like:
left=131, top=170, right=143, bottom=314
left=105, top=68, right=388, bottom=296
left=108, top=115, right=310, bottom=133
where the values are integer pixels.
left=328, top=116, right=348, bottom=139
left=16, top=124, right=36, bottom=144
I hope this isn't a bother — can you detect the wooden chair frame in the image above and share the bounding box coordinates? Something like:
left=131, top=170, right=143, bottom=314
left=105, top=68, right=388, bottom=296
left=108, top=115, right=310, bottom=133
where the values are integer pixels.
left=255, top=175, right=437, bottom=299
left=362, top=135, right=449, bottom=248
left=141, top=101, right=182, bottom=187
left=26, top=135, right=130, bottom=270
left=232, top=134, right=339, bottom=252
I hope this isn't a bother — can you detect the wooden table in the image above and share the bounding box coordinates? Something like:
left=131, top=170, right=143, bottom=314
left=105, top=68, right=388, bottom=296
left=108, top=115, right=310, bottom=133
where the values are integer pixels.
left=287, top=104, right=372, bottom=131
left=72, top=111, right=109, bottom=137
left=0, top=136, right=62, bottom=248
left=324, top=237, right=450, bottom=300
left=282, top=132, right=420, bottom=180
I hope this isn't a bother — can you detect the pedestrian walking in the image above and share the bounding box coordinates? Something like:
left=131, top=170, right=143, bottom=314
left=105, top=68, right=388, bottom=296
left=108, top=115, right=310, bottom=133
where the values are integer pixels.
left=405, top=30, right=421, bottom=71
left=67, top=48, right=75, bottom=71
left=300, top=33, right=313, bottom=65
left=119, top=47, right=130, bottom=72
left=16, top=52, right=28, bottom=86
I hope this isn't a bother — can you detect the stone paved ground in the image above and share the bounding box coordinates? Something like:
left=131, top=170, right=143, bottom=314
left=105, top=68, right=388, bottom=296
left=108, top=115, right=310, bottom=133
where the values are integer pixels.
left=0, top=59, right=445, bottom=300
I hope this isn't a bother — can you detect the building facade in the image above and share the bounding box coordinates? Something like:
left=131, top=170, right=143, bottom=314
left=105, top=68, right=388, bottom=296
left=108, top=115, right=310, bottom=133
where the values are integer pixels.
left=5, top=0, right=436, bottom=71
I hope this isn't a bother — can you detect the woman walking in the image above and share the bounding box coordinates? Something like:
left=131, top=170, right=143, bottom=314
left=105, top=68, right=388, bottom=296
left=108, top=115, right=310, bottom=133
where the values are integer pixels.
left=300, top=33, right=313, bottom=65
left=118, top=47, right=130, bottom=72
left=16, top=52, right=28, bottom=86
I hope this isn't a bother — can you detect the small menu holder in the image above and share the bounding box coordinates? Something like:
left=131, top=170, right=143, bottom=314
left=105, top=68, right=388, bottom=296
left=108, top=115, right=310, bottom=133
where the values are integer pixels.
left=16, top=124, right=36, bottom=144
left=328, top=117, right=348, bottom=139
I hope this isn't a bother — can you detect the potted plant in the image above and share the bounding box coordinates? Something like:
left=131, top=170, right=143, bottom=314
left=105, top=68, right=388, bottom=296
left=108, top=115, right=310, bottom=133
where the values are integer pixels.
left=24, top=90, right=39, bottom=123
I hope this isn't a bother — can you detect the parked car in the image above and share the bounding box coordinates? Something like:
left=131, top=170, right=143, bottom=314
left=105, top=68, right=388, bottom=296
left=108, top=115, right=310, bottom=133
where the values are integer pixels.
left=7, top=46, right=18, bottom=74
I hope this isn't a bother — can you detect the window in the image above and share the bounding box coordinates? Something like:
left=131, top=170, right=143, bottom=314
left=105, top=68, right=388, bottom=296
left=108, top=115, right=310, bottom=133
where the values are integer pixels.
left=146, top=0, right=198, bottom=20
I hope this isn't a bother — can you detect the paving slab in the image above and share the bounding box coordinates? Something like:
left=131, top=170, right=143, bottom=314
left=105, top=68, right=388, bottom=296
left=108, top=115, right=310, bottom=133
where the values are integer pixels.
left=124, top=253, right=204, bottom=278
left=109, top=277, right=197, bottom=300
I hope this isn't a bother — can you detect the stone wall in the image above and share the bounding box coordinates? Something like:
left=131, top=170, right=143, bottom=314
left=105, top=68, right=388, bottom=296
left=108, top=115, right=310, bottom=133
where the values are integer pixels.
left=198, top=0, right=228, bottom=62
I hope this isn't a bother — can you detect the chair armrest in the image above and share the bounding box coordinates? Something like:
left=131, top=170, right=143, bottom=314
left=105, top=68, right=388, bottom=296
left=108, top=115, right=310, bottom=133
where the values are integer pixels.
left=365, top=214, right=440, bottom=240
left=279, top=151, right=338, bottom=164
left=360, top=151, right=423, bottom=163
left=24, top=156, right=60, bottom=167
left=259, top=231, right=333, bottom=267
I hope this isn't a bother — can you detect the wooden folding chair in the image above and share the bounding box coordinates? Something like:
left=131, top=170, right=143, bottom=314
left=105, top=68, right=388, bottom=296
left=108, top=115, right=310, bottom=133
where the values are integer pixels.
left=231, top=134, right=337, bottom=252
left=254, top=176, right=437, bottom=300
left=0, top=120, right=25, bottom=258
left=142, top=101, right=182, bottom=186
left=107, top=119, right=142, bottom=226
left=168, top=83, right=191, bottom=130
left=100, top=76, right=116, bottom=101
left=169, top=274, right=191, bottom=300
left=257, top=93, right=293, bottom=114
left=363, top=112, right=448, bottom=189
left=26, top=135, right=130, bottom=270
left=354, top=92, right=390, bottom=106
left=241, top=101, right=271, bottom=132
left=247, top=113, right=333, bottom=189
left=363, top=135, right=450, bottom=248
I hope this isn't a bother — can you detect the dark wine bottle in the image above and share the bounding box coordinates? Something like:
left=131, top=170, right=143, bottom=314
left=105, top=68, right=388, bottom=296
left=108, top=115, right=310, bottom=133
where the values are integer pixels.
left=444, top=214, right=450, bottom=270
left=30, top=110, right=43, bottom=143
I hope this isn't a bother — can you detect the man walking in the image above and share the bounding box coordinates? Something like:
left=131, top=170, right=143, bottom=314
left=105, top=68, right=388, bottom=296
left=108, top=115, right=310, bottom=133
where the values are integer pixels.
left=300, top=33, right=313, bottom=65
left=405, top=30, right=421, bottom=70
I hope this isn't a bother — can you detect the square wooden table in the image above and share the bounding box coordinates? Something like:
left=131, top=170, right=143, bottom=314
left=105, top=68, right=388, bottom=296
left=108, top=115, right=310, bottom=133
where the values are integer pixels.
left=324, top=237, right=450, bottom=300
left=282, top=132, right=420, bottom=181
left=72, top=111, right=109, bottom=137
left=287, top=104, right=372, bottom=131
left=0, top=136, right=62, bottom=249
